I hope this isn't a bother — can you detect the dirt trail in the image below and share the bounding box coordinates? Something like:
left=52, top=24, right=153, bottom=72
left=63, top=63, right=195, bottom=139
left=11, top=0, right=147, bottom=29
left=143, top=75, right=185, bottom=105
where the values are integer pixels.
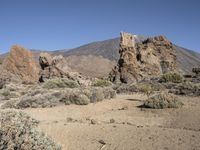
left=23, top=94, right=200, bottom=150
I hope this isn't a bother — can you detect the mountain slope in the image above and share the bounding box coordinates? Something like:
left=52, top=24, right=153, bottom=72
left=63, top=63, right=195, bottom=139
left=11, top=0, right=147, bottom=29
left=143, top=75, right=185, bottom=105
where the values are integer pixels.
left=64, top=37, right=200, bottom=74
left=1, top=36, right=200, bottom=76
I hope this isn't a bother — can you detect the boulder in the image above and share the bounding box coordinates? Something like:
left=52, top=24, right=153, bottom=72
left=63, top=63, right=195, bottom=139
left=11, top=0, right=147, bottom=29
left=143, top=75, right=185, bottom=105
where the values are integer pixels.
left=39, top=52, right=53, bottom=69
left=110, top=32, right=177, bottom=83
left=39, top=53, right=75, bottom=82
left=2, top=45, right=39, bottom=82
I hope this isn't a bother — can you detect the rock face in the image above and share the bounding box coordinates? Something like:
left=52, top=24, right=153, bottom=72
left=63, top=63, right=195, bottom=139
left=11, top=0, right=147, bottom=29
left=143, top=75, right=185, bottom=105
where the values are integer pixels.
left=110, top=32, right=177, bottom=83
left=39, top=53, right=74, bottom=82
left=2, top=45, right=39, bottom=82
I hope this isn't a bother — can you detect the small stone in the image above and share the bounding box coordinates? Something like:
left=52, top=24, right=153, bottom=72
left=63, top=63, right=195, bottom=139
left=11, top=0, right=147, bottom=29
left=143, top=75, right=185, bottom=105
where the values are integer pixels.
left=110, top=119, right=115, bottom=123
left=99, top=140, right=106, bottom=145
left=127, top=122, right=132, bottom=125
left=66, top=117, right=73, bottom=122
left=91, top=119, right=97, bottom=125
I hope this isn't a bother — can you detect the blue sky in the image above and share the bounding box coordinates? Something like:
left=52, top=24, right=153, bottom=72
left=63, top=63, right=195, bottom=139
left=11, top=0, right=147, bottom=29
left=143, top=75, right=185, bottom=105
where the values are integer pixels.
left=0, top=0, right=199, bottom=54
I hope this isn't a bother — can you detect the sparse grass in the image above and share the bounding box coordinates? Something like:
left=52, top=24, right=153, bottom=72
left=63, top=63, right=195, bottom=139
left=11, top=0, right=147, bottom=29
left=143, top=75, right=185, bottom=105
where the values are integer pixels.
left=92, top=79, right=112, bottom=87
left=43, top=78, right=79, bottom=89
left=143, top=92, right=183, bottom=109
left=161, top=72, right=183, bottom=83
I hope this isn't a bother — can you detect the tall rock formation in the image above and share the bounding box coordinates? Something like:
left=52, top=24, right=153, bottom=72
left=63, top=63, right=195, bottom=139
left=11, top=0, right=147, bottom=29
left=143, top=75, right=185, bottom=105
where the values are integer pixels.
left=109, top=32, right=177, bottom=83
left=2, top=45, right=39, bottom=82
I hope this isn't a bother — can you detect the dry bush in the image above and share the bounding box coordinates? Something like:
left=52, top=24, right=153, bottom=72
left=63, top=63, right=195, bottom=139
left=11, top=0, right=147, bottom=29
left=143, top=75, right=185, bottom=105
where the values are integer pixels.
left=92, top=79, right=112, bottom=87
left=89, top=87, right=116, bottom=103
left=2, top=86, right=116, bottom=109
left=170, top=81, right=200, bottom=96
left=160, top=72, right=183, bottom=83
left=143, top=92, right=183, bottom=109
left=16, top=91, right=62, bottom=108
left=114, top=82, right=164, bottom=95
left=0, top=110, right=61, bottom=150
left=60, top=92, right=90, bottom=105
left=1, top=99, right=18, bottom=109
left=43, top=78, right=79, bottom=89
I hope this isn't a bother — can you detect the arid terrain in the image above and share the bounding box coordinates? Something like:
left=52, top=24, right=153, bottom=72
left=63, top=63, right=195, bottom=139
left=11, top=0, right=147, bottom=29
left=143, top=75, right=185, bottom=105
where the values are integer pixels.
left=1, top=94, right=198, bottom=150
left=0, top=32, right=200, bottom=150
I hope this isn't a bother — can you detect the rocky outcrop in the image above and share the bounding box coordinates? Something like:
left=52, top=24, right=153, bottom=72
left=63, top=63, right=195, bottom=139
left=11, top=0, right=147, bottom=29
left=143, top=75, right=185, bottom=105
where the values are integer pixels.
left=39, top=53, right=73, bottom=82
left=2, top=45, right=39, bottom=82
left=110, top=32, right=177, bottom=83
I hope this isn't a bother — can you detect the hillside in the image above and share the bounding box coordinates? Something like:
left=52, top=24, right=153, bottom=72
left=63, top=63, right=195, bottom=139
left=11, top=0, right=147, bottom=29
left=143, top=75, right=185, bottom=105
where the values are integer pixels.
left=1, top=36, right=200, bottom=77
left=64, top=37, right=200, bottom=74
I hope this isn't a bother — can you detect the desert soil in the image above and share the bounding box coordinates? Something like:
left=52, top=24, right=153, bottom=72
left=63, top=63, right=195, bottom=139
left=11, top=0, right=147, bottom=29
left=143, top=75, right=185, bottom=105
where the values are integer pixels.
left=21, top=94, right=200, bottom=150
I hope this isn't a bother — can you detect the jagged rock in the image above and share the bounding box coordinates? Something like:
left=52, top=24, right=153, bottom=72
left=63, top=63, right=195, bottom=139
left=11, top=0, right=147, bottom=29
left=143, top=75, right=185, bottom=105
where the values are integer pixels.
left=39, top=53, right=74, bottom=82
left=2, top=45, right=39, bottom=82
left=110, top=32, right=177, bottom=83
left=39, top=52, right=53, bottom=69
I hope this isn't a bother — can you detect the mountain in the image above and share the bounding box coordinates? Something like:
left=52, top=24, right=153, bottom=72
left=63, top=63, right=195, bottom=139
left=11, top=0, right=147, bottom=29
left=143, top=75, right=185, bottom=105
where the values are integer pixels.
left=63, top=35, right=147, bottom=61
left=1, top=35, right=200, bottom=77
left=64, top=37, right=200, bottom=74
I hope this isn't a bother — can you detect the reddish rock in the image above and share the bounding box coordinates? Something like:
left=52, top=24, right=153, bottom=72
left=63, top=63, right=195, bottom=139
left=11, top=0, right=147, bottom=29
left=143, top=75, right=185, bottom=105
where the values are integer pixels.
left=2, top=45, right=39, bottom=82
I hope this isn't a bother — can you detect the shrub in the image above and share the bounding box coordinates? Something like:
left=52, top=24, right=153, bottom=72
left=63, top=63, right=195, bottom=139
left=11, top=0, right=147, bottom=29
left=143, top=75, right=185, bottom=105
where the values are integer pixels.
left=60, top=91, right=90, bottom=105
left=1, top=99, right=18, bottom=109
left=0, top=110, right=61, bottom=150
left=43, top=78, right=79, bottom=89
left=92, top=79, right=112, bottom=87
left=1, top=89, right=10, bottom=97
left=143, top=92, right=183, bottom=109
left=169, top=82, right=200, bottom=96
left=16, top=92, right=61, bottom=108
left=90, top=87, right=116, bottom=103
left=2, top=87, right=116, bottom=109
left=160, top=72, right=183, bottom=83
left=137, top=83, right=153, bottom=98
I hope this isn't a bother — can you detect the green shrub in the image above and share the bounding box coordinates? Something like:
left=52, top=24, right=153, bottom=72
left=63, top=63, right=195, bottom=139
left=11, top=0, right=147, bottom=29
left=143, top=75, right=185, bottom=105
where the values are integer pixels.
left=92, top=79, right=112, bottom=87
left=161, top=72, right=183, bottom=83
left=143, top=92, right=183, bottom=109
left=43, top=78, right=79, bottom=89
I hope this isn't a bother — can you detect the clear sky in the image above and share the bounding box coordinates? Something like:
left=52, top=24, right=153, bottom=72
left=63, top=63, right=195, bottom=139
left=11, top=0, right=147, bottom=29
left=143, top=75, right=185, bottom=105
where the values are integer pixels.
left=0, top=0, right=199, bottom=54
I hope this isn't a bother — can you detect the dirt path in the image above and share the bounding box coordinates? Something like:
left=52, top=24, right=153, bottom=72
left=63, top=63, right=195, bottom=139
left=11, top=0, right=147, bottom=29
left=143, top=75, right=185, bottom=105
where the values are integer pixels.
left=23, top=94, right=200, bottom=150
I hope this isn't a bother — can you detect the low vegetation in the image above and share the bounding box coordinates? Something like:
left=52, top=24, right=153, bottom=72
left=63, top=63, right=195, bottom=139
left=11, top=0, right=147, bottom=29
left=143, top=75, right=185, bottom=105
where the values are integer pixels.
left=2, top=86, right=116, bottom=109
left=43, top=78, right=79, bottom=89
left=92, top=79, right=112, bottom=87
left=143, top=92, right=183, bottom=109
left=170, top=81, right=200, bottom=96
left=114, top=82, right=164, bottom=95
left=0, top=110, right=61, bottom=150
left=160, top=72, right=183, bottom=83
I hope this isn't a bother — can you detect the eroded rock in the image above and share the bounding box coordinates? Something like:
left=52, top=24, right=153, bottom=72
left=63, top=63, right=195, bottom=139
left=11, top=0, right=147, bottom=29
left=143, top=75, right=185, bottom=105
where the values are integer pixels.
left=2, top=45, right=39, bottom=82
left=110, top=32, right=177, bottom=83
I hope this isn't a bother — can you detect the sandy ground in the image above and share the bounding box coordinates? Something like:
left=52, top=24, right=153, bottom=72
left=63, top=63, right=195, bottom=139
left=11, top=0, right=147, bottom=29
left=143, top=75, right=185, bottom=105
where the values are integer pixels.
left=21, top=94, right=200, bottom=150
